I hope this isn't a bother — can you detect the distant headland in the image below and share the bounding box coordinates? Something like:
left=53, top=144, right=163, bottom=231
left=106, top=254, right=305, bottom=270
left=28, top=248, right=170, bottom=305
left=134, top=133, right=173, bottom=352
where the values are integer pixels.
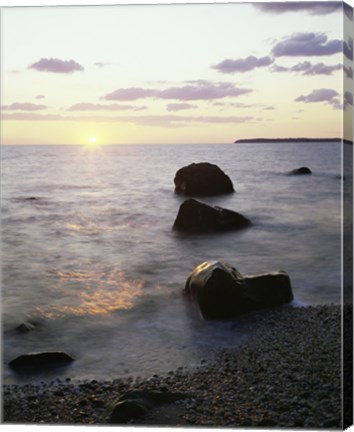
left=234, top=138, right=353, bottom=145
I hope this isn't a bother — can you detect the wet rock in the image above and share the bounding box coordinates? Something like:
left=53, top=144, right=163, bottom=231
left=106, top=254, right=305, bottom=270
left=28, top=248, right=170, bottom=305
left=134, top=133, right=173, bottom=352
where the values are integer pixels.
left=15, top=322, right=36, bottom=333
left=185, top=260, right=293, bottom=320
left=174, top=162, right=234, bottom=196
left=109, top=399, right=149, bottom=423
left=8, top=351, right=75, bottom=369
left=173, top=199, right=251, bottom=233
left=108, top=390, right=191, bottom=423
left=289, top=167, right=312, bottom=175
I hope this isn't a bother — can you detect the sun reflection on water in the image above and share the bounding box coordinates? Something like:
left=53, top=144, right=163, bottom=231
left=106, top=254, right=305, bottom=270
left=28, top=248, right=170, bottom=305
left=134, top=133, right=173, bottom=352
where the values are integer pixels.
left=35, top=269, right=145, bottom=318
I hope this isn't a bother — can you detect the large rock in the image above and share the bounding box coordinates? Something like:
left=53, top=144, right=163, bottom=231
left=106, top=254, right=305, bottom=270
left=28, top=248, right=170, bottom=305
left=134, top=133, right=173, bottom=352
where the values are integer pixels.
left=8, top=351, right=75, bottom=369
left=185, top=261, right=293, bottom=319
left=174, top=162, right=234, bottom=196
left=289, top=166, right=312, bottom=175
left=173, top=199, right=251, bottom=233
left=108, top=391, right=191, bottom=423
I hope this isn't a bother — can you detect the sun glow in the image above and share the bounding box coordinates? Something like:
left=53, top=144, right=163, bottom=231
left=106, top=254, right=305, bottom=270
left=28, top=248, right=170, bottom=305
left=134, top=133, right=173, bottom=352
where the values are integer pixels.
left=88, top=135, right=97, bottom=145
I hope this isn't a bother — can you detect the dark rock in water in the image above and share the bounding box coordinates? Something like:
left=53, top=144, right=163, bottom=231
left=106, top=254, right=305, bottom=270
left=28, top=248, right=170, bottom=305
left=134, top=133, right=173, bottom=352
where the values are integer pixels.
left=8, top=351, right=75, bottom=369
left=15, top=322, right=36, bottom=333
left=290, top=167, right=312, bottom=175
left=173, top=198, right=251, bottom=233
left=174, top=162, right=234, bottom=196
left=185, top=261, right=293, bottom=320
left=108, top=390, right=191, bottom=423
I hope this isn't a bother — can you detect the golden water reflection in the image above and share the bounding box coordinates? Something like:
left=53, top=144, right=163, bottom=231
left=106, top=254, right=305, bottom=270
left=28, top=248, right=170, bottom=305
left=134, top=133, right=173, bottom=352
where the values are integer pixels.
left=36, top=269, right=145, bottom=318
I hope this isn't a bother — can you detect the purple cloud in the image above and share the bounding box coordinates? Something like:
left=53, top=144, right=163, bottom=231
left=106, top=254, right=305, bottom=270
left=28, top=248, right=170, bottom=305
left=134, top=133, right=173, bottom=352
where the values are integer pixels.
left=67, top=102, right=144, bottom=111
left=1, top=112, right=253, bottom=127
left=254, top=2, right=343, bottom=15
left=344, top=38, right=353, bottom=60
left=344, top=65, right=353, bottom=79
left=166, top=103, right=197, bottom=112
left=1, top=102, right=47, bottom=111
left=1, top=113, right=65, bottom=121
left=121, top=114, right=253, bottom=127
left=29, top=58, right=84, bottom=74
left=272, top=33, right=342, bottom=57
left=104, top=88, right=157, bottom=101
left=344, top=91, right=353, bottom=108
left=104, top=81, right=252, bottom=102
left=295, top=88, right=341, bottom=109
left=93, top=62, right=112, bottom=68
left=158, top=82, right=252, bottom=100
left=273, top=61, right=342, bottom=75
left=213, top=56, right=274, bottom=73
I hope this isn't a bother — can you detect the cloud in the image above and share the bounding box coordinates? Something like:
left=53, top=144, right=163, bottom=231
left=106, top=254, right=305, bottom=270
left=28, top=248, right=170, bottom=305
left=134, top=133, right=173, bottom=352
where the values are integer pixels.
left=158, top=82, right=252, bottom=100
left=29, top=58, right=84, bottom=74
left=93, top=62, right=112, bottom=68
left=104, top=88, right=157, bottom=101
left=1, top=112, right=253, bottom=127
left=272, top=61, right=342, bottom=75
left=1, top=112, right=66, bottom=121
left=36, top=95, right=46, bottom=100
left=272, top=33, right=342, bottom=57
left=213, top=56, right=274, bottom=73
left=295, top=88, right=341, bottom=109
left=67, top=102, right=145, bottom=111
left=344, top=91, right=353, bottom=108
left=254, top=2, right=343, bottom=15
left=121, top=114, right=253, bottom=127
left=344, top=38, right=353, bottom=60
left=344, top=66, right=353, bottom=79
left=295, top=88, right=339, bottom=103
left=1, top=102, right=47, bottom=111
left=166, top=103, right=197, bottom=112
left=344, top=3, right=353, bottom=20
left=104, top=81, right=252, bottom=101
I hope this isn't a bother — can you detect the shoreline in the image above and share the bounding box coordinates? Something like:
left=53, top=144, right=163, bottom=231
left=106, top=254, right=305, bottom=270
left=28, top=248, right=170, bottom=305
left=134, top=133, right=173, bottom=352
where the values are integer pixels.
left=2, top=304, right=346, bottom=428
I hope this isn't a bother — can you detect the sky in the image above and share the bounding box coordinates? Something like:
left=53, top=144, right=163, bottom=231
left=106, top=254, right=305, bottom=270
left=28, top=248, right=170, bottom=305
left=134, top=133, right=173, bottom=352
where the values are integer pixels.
left=0, top=1, right=353, bottom=145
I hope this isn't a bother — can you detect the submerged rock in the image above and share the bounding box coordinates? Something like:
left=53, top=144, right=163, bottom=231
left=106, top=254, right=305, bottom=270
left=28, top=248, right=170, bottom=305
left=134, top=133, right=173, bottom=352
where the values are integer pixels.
left=174, top=162, right=234, bottom=196
left=8, top=351, right=75, bottom=369
left=289, top=167, right=312, bottom=175
left=185, top=261, right=293, bottom=320
left=173, top=199, right=251, bottom=233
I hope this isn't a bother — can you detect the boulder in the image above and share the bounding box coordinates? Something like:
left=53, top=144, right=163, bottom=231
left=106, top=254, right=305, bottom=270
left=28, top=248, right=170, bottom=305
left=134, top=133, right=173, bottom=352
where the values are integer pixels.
left=108, top=390, right=191, bottom=423
left=290, top=167, right=312, bottom=175
left=174, top=162, right=234, bottom=196
left=173, top=199, right=251, bottom=233
left=185, top=261, right=293, bottom=320
left=8, top=351, right=75, bottom=369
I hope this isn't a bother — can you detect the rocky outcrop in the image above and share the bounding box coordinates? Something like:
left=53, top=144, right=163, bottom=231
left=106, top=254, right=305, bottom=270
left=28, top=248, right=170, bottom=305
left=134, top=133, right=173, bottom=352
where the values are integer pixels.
left=173, top=199, right=251, bottom=233
left=9, top=351, right=75, bottom=369
left=174, top=163, right=234, bottom=196
left=185, top=261, right=293, bottom=320
left=108, top=390, right=191, bottom=423
left=289, top=167, right=312, bottom=175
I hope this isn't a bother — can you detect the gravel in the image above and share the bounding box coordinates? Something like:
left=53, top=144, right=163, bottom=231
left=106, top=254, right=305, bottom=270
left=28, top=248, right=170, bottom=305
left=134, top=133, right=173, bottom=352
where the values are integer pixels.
left=2, top=304, right=344, bottom=428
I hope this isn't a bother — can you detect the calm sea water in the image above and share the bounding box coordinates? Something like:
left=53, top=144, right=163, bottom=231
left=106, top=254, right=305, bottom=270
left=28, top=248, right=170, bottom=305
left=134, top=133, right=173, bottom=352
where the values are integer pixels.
left=1, top=142, right=349, bottom=383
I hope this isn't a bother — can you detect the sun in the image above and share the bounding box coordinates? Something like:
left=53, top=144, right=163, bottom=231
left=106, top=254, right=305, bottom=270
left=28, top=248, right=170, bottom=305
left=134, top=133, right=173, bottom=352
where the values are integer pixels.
left=88, top=136, right=97, bottom=145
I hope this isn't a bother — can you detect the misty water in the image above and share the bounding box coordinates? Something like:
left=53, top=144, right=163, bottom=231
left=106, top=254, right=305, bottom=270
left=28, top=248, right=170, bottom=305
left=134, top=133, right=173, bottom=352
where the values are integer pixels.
left=1, top=142, right=349, bottom=383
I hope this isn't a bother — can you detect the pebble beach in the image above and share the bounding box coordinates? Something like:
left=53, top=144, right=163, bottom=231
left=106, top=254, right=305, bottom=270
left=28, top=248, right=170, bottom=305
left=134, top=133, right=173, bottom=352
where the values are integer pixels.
left=2, top=304, right=346, bottom=428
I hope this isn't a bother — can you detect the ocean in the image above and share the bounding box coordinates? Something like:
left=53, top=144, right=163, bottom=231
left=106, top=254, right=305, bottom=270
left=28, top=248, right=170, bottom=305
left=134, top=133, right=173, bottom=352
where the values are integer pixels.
left=1, top=142, right=350, bottom=384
